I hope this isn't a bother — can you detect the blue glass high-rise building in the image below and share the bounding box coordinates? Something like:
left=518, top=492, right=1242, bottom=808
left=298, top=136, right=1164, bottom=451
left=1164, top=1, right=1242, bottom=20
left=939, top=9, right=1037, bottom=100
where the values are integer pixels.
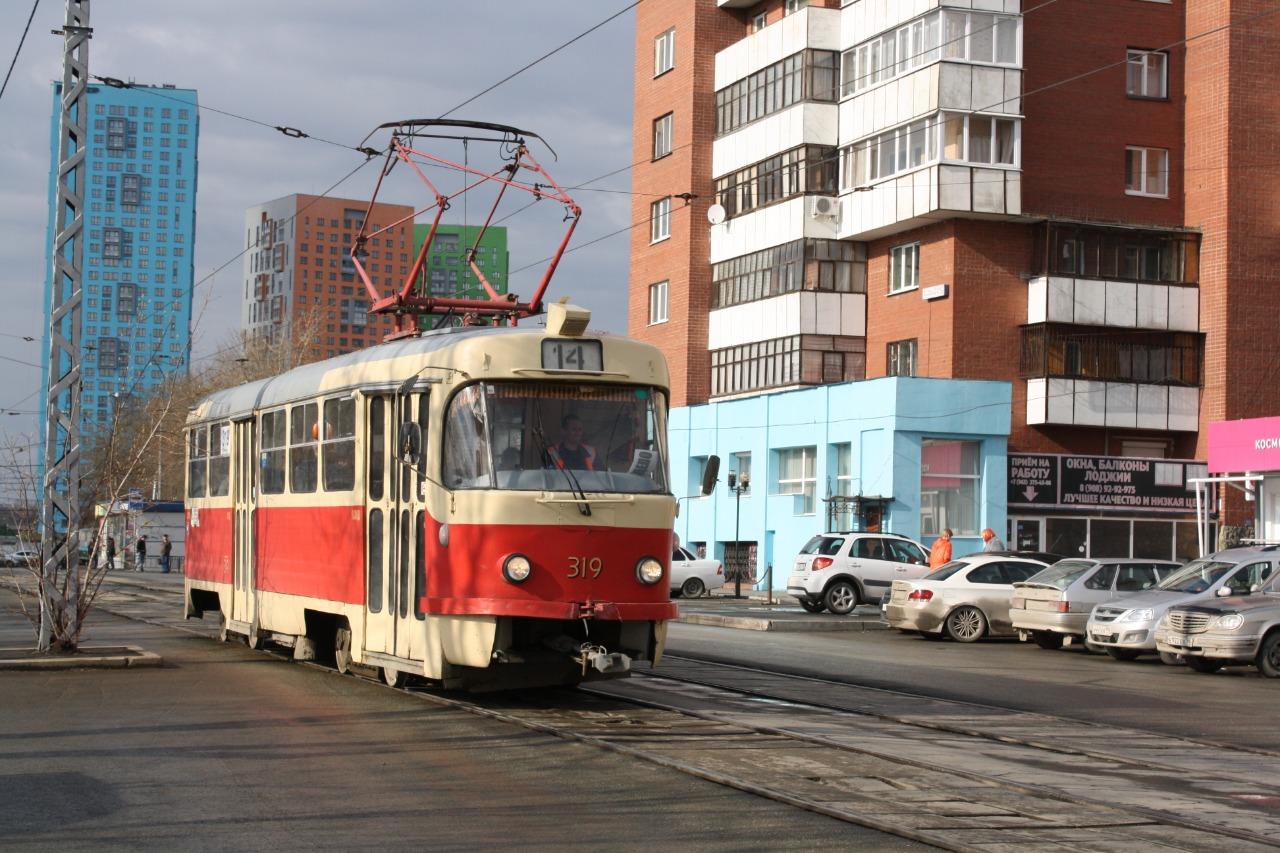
left=39, top=81, right=198, bottom=458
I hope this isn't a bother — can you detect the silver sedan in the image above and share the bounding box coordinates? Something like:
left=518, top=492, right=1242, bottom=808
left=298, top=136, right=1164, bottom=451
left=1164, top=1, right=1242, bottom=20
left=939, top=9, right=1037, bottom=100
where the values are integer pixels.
left=884, top=555, right=1048, bottom=642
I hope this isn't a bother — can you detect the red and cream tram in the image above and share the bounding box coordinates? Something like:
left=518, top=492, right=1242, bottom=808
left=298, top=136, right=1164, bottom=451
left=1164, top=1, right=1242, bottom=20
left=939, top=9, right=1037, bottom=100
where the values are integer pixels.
left=183, top=304, right=684, bottom=690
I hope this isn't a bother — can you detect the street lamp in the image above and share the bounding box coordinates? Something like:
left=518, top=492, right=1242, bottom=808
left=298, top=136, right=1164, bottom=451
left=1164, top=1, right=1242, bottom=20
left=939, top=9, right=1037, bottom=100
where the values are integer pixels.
left=726, top=470, right=750, bottom=599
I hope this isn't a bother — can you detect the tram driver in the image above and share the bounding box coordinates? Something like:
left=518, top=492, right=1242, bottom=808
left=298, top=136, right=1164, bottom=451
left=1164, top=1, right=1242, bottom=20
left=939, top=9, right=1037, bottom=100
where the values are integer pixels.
left=547, top=413, right=598, bottom=471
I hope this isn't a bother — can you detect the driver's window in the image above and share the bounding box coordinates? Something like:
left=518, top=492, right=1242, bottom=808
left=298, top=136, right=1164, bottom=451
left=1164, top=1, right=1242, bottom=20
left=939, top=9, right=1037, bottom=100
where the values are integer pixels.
left=1227, top=562, right=1270, bottom=593
left=854, top=538, right=883, bottom=559
left=672, top=548, right=685, bottom=563
left=888, top=541, right=925, bottom=565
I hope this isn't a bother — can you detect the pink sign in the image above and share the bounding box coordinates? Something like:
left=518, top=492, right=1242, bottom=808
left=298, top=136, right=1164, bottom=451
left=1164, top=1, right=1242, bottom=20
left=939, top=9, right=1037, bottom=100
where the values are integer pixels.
left=1208, top=416, right=1280, bottom=473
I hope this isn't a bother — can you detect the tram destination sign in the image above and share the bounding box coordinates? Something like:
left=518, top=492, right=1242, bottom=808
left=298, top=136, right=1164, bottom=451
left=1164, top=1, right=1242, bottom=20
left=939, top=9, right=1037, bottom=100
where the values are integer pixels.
left=1008, top=453, right=1201, bottom=512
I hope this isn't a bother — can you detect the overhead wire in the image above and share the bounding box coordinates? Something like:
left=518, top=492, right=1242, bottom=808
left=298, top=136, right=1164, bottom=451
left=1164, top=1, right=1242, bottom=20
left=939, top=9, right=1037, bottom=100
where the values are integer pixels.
left=0, top=0, right=40, bottom=108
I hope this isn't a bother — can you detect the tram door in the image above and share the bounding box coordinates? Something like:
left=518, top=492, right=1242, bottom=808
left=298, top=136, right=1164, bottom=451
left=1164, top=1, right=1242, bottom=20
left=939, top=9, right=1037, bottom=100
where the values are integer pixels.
left=231, top=417, right=257, bottom=628
left=364, top=392, right=429, bottom=661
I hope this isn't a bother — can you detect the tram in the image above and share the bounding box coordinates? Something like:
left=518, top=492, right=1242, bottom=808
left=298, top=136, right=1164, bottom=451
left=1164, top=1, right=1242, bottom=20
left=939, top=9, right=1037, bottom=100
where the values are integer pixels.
left=183, top=304, right=690, bottom=690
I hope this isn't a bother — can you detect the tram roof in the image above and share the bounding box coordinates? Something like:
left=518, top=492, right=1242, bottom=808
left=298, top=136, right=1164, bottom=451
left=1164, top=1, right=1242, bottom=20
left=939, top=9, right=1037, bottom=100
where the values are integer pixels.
left=193, top=325, right=520, bottom=422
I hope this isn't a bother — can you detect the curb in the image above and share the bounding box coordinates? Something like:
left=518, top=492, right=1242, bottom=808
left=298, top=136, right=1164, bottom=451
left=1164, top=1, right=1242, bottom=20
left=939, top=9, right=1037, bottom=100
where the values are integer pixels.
left=0, top=645, right=163, bottom=670
left=676, top=614, right=887, bottom=632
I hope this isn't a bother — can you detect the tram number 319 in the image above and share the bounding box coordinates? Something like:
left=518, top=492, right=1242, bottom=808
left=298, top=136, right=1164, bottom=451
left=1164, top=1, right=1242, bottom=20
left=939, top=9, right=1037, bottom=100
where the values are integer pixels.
left=568, top=556, right=603, bottom=579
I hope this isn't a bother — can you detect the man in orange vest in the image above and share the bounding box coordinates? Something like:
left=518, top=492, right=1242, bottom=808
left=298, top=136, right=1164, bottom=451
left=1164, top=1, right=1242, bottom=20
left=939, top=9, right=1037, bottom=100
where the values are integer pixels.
left=548, top=414, right=597, bottom=471
left=929, top=528, right=953, bottom=569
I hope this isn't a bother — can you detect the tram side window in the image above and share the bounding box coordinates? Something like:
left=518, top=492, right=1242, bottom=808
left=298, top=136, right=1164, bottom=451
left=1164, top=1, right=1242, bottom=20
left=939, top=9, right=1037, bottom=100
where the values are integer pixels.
left=415, top=510, right=425, bottom=620
left=399, top=508, right=411, bottom=619
left=187, top=425, right=208, bottom=498
left=368, top=508, right=383, bottom=613
left=415, top=393, right=430, bottom=495
left=323, top=397, right=356, bottom=491
left=261, top=410, right=286, bottom=494
left=290, top=402, right=318, bottom=493
left=369, top=397, right=385, bottom=501
left=443, top=385, right=490, bottom=488
left=208, top=421, right=231, bottom=497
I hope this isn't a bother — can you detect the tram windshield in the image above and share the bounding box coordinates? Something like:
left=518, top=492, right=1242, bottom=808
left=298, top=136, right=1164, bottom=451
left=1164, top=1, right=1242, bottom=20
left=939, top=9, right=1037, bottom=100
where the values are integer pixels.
left=443, top=382, right=669, bottom=494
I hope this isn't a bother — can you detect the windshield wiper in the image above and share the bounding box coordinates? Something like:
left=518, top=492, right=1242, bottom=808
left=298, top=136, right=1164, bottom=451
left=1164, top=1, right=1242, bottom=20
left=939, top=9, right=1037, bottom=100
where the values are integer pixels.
left=531, top=421, right=591, bottom=517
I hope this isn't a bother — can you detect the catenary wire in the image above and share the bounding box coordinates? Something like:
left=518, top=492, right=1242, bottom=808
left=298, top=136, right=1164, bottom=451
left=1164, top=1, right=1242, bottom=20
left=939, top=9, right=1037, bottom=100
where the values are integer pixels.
left=0, top=0, right=40, bottom=107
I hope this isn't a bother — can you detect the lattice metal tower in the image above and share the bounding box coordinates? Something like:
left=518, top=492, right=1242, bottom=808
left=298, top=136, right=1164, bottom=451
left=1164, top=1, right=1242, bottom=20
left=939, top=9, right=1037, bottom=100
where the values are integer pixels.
left=40, top=0, right=91, bottom=650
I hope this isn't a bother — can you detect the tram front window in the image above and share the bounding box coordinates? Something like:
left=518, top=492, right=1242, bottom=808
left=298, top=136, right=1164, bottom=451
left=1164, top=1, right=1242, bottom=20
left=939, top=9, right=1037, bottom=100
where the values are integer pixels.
left=443, top=382, right=669, bottom=494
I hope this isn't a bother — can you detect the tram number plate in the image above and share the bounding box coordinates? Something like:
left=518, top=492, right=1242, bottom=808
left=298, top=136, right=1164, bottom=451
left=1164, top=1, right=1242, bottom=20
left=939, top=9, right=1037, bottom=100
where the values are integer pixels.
left=542, top=339, right=603, bottom=371
left=568, top=556, right=603, bottom=579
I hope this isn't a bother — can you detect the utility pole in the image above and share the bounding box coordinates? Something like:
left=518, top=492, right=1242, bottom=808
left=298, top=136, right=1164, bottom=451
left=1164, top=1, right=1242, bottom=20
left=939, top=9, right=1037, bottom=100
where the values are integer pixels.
left=40, top=0, right=91, bottom=651
left=727, top=470, right=750, bottom=599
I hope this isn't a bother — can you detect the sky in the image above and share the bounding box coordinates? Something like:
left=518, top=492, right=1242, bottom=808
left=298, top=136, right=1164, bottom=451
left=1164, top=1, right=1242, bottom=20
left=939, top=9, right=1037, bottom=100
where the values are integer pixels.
left=0, top=0, right=639, bottom=469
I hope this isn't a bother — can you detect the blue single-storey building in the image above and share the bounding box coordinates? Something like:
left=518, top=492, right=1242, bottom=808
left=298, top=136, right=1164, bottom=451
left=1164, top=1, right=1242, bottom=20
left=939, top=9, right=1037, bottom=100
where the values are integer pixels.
left=668, top=376, right=1012, bottom=589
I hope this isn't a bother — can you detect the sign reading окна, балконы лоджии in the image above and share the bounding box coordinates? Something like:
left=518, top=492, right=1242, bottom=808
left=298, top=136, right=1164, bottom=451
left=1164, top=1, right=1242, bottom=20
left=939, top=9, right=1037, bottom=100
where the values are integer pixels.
left=1008, top=453, right=1201, bottom=512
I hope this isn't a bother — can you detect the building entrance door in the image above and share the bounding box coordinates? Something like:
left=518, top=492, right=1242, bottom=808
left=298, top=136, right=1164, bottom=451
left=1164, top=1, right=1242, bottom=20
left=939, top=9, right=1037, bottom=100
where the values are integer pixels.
left=1009, top=517, right=1044, bottom=552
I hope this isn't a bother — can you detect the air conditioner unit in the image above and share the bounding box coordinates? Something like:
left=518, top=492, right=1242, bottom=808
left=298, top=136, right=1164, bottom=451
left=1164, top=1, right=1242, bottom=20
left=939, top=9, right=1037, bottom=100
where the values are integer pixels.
left=807, top=195, right=839, bottom=219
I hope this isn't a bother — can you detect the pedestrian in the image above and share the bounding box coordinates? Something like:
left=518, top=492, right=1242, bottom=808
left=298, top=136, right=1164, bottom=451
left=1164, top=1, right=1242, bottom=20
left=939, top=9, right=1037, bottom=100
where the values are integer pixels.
left=135, top=535, right=147, bottom=572
left=981, top=528, right=1006, bottom=552
left=159, top=534, right=172, bottom=574
left=929, top=528, right=953, bottom=569
left=106, top=536, right=117, bottom=571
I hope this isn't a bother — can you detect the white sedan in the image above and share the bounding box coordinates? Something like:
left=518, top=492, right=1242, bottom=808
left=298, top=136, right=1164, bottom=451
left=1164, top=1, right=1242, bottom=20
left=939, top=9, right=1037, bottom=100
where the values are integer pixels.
left=883, top=554, right=1048, bottom=642
left=671, top=546, right=722, bottom=598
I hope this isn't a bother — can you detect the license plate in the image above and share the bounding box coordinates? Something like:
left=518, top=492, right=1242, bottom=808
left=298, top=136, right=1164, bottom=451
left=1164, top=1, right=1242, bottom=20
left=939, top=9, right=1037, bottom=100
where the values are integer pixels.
left=1166, top=634, right=1193, bottom=647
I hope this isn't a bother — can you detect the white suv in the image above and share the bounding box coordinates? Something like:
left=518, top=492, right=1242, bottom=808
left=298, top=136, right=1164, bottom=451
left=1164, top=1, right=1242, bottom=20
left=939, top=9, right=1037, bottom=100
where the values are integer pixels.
left=788, top=533, right=931, bottom=615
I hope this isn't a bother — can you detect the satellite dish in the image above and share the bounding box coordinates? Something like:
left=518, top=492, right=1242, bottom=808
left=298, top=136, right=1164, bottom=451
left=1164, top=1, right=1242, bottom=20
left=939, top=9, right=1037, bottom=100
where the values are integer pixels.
left=706, top=203, right=726, bottom=225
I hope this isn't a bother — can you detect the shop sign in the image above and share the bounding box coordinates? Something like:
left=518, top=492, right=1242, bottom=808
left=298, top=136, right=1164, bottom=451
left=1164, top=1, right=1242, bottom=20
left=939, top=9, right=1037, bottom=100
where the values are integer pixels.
left=1009, top=453, right=1201, bottom=512
left=1208, top=416, right=1280, bottom=474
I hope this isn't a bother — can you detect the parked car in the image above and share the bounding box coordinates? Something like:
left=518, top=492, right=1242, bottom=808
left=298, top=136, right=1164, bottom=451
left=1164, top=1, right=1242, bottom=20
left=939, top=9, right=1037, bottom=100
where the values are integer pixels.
left=884, top=555, right=1050, bottom=642
left=3, top=549, right=39, bottom=568
left=1152, top=548, right=1280, bottom=675
left=670, top=545, right=722, bottom=598
left=975, top=550, right=1068, bottom=565
left=1011, top=558, right=1181, bottom=650
left=1088, top=548, right=1278, bottom=663
left=788, top=532, right=930, bottom=615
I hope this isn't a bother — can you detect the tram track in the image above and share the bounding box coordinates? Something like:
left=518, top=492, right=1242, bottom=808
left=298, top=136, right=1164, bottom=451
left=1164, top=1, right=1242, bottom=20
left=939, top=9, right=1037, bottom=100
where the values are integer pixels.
left=91, top=577, right=1280, bottom=851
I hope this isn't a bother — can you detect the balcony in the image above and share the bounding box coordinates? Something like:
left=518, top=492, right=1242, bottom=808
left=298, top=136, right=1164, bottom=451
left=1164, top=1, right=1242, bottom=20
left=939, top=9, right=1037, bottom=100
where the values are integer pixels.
left=1020, top=325, right=1203, bottom=431
left=837, top=162, right=1021, bottom=242
left=714, top=7, right=841, bottom=90
left=708, top=290, right=867, bottom=350
left=710, top=195, right=843, bottom=264
left=713, top=102, right=839, bottom=180
left=1027, top=276, right=1198, bottom=332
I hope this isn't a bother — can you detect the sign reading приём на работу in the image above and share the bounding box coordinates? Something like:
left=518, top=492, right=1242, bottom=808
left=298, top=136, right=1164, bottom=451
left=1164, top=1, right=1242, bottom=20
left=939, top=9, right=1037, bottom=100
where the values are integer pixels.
left=1008, top=453, right=1201, bottom=513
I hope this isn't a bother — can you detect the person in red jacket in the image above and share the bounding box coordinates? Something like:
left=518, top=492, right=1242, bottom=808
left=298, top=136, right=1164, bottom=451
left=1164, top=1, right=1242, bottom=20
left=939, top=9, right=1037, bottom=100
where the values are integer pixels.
left=929, top=528, right=953, bottom=569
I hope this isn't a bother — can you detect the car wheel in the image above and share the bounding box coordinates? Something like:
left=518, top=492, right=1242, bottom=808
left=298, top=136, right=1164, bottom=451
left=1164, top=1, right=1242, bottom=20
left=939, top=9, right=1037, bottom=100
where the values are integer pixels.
left=1032, top=631, right=1064, bottom=650
left=824, top=581, right=859, bottom=615
left=945, top=606, right=987, bottom=643
left=1106, top=647, right=1141, bottom=662
left=798, top=599, right=826, bottom=614
left=1185, top=656, right=1223, bottom=674
left=681, top=577, right=706, bottom=598
left=1158, top=651, right=1184, bottom=666
left=1254, top=632, right=1280, bottom=678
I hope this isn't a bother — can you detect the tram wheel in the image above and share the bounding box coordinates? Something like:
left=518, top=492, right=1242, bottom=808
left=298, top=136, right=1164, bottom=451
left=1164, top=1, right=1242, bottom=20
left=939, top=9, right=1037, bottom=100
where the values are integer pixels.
left=382, top=666, right=403, bottom=688
left=334, top=626, right=352, bottom=675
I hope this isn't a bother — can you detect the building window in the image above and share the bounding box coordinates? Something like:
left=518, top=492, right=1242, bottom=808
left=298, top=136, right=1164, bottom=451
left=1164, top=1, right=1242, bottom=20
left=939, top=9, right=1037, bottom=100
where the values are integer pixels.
left=711, top=334, right=865, bottom=397
left=889, top=243, right=919, bottom=293
left=921, top=439, right=981, bottom=535
left=732, top=451, right=751, bottom=493
left=832, top=443, right=854, bottom=529
left=887, top=339, right=918, bottom=377
left=1042, top=223, right=1198, bottom=284
left=841, top=10, right=1019, bottom=97
left=751, top=12, right=768, bottom=33
left=785, top=0, right=809, bottom=12
left=1019, top=327, right=1202, bottom=386
left=715, top=145, right=838, bottom=220
left=776, top=446, right=817, bottom=515
left=713, top=238, right=866, bottom=309
left=650, top=197, right=671, bottom=243
left=841, top=113, right=1017, bottom=188
left=714, top=50, right=839, bottom=136
left=648, top=280, right=669, bottom=325
left=653, top=112, right=673, bottom=160
left=1125, top=146, right=1169, bottom=197
left=654, top=27, right=675, bottom=77
left=1126, top=50, right=1168, bottom=99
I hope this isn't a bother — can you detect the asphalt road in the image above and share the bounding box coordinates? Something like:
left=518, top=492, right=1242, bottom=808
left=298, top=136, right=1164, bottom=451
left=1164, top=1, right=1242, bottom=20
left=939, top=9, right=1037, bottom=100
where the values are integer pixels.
left=0, top=590, right=928, bottom=852
left=665, top=615, right=1280, bottom=751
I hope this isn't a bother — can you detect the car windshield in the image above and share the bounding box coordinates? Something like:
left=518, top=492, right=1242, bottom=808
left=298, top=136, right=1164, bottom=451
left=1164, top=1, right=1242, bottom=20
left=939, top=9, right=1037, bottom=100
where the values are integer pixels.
left=925, top=561, right=971, bottom=581
left=1158, top=560, right=1236, bottom=593
left=800, top=536, right=845, bottom=556
left=442, top=381, right=669, bottom=494
left=1021, top=560, right=1095, bottom=589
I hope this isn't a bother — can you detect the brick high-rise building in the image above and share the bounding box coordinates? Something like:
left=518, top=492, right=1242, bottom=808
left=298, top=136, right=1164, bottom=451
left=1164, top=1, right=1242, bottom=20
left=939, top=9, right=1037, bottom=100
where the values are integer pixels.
left=241, top=195, right=414, bottom=362
left=630, top=0, right=1280, bottom=560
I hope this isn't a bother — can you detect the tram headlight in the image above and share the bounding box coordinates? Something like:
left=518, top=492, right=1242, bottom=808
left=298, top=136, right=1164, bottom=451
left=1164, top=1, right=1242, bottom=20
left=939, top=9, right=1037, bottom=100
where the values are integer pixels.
left=502, top=553, right=533, bottom=584
left=635, top=556, right=663, bottom=585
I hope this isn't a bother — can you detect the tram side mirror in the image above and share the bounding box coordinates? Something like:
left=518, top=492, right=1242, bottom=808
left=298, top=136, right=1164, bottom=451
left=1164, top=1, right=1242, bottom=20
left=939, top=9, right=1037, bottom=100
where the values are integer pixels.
left=701, top=455, right=721, bottom=497
left=399, top=422, right=423, bottom=467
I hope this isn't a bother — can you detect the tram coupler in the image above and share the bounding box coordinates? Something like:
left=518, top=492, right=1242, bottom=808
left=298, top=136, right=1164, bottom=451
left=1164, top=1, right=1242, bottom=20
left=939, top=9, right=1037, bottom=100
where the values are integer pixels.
left=575, top=643, right=631, bottom=676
